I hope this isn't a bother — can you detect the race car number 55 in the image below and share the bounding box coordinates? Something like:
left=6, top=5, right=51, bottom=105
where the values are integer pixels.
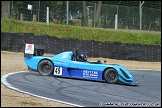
left=54, top=67, right=62, bottom=75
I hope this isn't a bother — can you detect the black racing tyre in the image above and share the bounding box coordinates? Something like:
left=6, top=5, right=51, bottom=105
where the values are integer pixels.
left=104, top=68, right=118, bottom=84
left=38, top=60, right=54, bottom=76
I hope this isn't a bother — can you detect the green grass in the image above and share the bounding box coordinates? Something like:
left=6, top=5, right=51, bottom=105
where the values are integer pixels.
left=1, top=18, right=161, bottom=46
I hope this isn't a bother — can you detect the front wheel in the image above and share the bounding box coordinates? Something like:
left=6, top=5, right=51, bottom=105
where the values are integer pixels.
left=104, top=68, right=118, bottom=84
left=38, top=60, right=54, bottom=76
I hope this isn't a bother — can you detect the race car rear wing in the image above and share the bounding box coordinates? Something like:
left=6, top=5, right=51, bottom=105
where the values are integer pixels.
left=24, top=43, right=45, bottom=58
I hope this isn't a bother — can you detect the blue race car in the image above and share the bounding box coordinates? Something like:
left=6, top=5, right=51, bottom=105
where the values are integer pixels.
left=24, top=44, right=138, bottom=85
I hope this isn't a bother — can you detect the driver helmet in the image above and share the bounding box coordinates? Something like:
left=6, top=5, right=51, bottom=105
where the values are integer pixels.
left=78, top=52, right=87, bottom=62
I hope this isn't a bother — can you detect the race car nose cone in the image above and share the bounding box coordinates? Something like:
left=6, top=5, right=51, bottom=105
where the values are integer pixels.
left=135, top=80, right=139, bottom=85
left=129, top=77, right=139, bottom=85
left=131, top=79, right=139, bottom=86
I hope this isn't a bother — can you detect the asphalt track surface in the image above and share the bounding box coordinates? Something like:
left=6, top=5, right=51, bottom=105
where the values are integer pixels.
left=1, top=70, right=161, bottom=107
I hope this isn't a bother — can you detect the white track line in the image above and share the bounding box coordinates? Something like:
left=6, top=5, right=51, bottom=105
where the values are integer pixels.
left=1, top=71, right=84, bottom=107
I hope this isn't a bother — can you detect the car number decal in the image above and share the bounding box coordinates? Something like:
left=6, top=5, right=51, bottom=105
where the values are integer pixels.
left=54, top=67, right=62, bottom=75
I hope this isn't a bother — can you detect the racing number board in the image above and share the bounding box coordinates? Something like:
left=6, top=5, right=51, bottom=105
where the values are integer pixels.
left=54, top=67, right=62, bottom=75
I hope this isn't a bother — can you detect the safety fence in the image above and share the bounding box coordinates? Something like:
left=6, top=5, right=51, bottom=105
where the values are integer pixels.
left=1, top=1, right=161, bottom=31
left=1, top=32, right=161, bottom=62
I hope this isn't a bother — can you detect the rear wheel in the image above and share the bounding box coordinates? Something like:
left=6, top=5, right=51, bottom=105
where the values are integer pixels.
left=38, top=60, right=54, bottom=76
left=104, top=68, right=118, bottom=84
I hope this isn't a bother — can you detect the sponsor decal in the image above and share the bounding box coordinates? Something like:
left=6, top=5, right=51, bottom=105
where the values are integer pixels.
left=83, top=70, right=98, bottom=79
left=25, top=44, right=34, bottom=54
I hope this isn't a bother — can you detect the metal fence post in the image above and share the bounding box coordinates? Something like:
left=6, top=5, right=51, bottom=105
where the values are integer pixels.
left=66, top=1, right=69, bottom=26
left=46, top=7, right=49, bottom=24
left=139, top=1, right=145, bottom=31
left=115, top=14, right=118, bottom=30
